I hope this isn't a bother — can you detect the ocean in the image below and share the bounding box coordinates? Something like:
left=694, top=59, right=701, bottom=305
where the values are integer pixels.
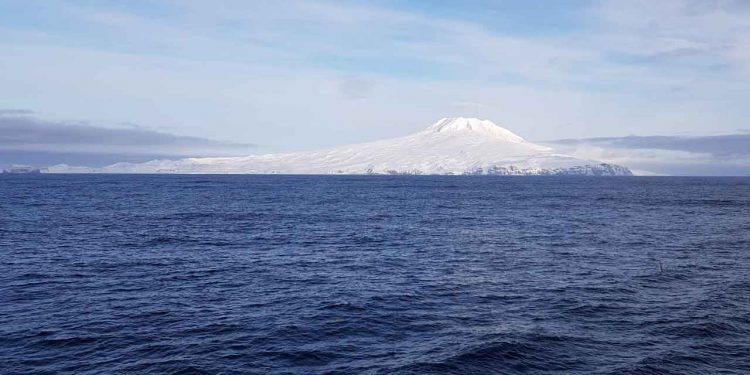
left=1, top=175, right=749, bottom=374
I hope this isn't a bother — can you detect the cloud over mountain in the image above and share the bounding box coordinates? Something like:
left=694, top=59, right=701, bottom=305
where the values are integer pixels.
left=548, top=134, right=750, bottom=176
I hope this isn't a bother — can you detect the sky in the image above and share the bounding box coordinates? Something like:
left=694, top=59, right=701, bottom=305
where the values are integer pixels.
left=1, top=0, right=750, bottom=174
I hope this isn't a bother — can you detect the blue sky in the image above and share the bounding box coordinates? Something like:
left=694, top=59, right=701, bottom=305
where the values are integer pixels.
left=1, top=0, right=750, bottom=173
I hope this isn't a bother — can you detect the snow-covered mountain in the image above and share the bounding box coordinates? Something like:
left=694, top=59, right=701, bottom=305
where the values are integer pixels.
left=49, top=117, right=632, bottom=176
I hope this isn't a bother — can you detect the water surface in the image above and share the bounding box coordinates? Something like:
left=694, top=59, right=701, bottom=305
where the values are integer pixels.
left=1, top=175, right=749, bottom=374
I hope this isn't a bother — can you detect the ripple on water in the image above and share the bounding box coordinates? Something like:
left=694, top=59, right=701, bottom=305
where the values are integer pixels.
left=1, top=175, right=749, bottom=375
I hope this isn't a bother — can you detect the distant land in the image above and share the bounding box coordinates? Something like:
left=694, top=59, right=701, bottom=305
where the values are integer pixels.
left=2, top=165, right=45, bottom=174
left=47, top=118, right=632, bottom=176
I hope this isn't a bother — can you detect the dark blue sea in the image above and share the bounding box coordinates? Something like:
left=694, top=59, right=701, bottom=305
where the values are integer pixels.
left=1, top=175, right=749, bottom=374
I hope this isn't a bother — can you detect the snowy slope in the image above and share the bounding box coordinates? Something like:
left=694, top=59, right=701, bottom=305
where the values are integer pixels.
left=49, top=118, right=632, bottom=175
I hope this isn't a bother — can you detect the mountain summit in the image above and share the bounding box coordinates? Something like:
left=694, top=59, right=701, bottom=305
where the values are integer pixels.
left=426, top=117, right=526, bottom=143
left=49, top=118, right=632, bottom=175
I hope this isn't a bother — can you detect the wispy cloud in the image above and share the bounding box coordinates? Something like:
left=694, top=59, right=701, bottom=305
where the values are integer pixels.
left=553, top=134, right=750, bottom=156
left=0, top=109, right=36, bottom=116
left=591, top=0, right=750, bottom=68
